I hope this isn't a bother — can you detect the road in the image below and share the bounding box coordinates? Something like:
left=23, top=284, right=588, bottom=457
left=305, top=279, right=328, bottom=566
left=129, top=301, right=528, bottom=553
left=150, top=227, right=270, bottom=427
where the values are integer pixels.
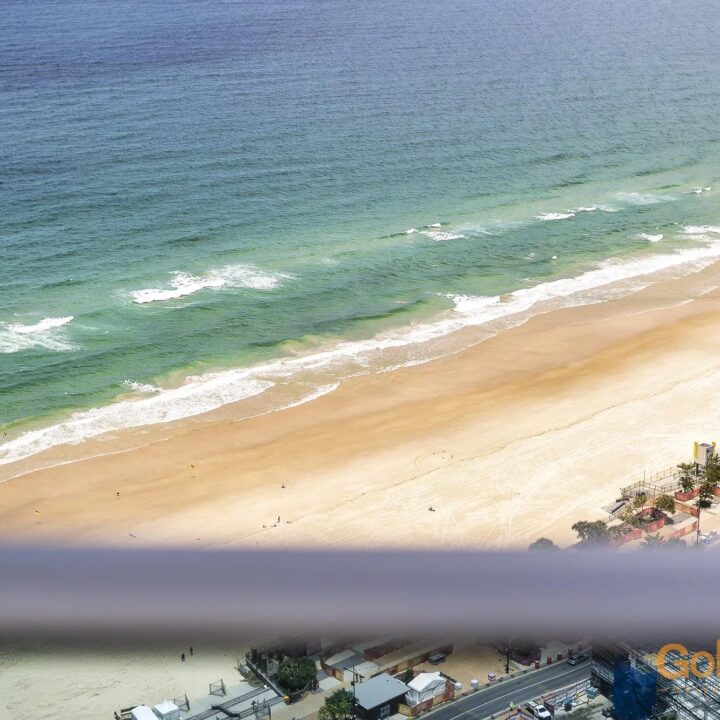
left=426, top=661, right=592, bottom=720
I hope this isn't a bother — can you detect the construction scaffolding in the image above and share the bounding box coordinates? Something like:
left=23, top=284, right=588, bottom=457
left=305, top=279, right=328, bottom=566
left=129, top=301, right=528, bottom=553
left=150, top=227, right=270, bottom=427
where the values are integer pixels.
left=593, top=642, right=720, bottom=720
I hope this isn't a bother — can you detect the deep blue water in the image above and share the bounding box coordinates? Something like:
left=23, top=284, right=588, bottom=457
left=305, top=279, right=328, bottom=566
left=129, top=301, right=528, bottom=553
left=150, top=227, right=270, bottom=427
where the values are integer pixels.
left=2, top=0, right=720, bottom=464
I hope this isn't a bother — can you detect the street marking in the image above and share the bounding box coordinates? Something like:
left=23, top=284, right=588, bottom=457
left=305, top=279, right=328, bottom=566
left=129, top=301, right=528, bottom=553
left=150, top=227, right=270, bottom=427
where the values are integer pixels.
left=440, top=667, right=590, bottom=720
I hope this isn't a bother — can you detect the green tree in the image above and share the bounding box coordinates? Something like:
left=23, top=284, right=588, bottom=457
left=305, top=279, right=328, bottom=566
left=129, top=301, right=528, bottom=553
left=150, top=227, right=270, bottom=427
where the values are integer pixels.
left=276, top=656, right=317, bottom=692
left=401, top=668, right=414, bottom=684
left=697, top=476, right=717, bottom=508
left=619, top=505, right=637, bottom=528
left=654, top=494, right=676, bottom=513
left=633, top=493, right=647, bottom=509
left=640, top=533, right=664, bottom=550
left=705, top=453, right=720, bottom=486
left=641, top=533, right=688, bottom=551
left=572, top=520, right=611, bottom=547
left=528, top=537, right=558, bottom=551
left=677, top=462, right=697, bottom=493
left=319, top=690, right=354, bottom=720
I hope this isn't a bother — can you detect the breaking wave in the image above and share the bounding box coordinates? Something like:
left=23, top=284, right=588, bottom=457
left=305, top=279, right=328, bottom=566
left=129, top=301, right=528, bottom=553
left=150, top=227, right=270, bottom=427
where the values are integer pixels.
left=4, top=236, right=720, bottom=467
left=536, top=212, right=575, bottom=221
left=421, top=230, right=465, bottom=242
left=0, top=316, right=75, bottom=354
left=131, top=265, right=288, bottom=304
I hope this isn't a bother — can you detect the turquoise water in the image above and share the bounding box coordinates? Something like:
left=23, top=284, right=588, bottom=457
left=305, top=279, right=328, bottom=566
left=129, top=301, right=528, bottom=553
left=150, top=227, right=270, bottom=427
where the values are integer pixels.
left=2, top=0, right=720, bottom=464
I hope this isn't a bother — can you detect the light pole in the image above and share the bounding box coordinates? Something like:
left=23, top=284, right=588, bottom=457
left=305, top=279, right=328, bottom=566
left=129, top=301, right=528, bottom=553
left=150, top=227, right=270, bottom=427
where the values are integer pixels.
left=504, top=637, right=518, bottom=675
left=343, top=665, right=361, bottom=720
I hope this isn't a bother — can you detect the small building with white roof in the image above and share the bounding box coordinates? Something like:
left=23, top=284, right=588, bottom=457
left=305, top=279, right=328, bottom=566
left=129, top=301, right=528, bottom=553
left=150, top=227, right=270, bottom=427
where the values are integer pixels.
left=153, top=700, right=181, bottom=720
left=406, top=672, right=447, bottom=706
left=130, top=707, right=157, bottom=720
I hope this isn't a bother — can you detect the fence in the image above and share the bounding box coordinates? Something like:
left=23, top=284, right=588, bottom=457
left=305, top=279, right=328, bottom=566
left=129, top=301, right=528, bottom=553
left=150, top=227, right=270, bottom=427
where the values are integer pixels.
left=620, top=468, right=680, bottom=498
left=185, top=691, right=284, bottom=720
left=543, top=678, right=593, bottom=713
left=244, top=654, right=286, bottom=699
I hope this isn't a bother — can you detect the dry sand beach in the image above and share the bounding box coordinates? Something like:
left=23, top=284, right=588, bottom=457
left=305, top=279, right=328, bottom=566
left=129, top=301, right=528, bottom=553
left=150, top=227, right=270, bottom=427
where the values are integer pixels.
left=2, top=262, right=720, bottom=551
left=0, top=643, right=251, bottom=720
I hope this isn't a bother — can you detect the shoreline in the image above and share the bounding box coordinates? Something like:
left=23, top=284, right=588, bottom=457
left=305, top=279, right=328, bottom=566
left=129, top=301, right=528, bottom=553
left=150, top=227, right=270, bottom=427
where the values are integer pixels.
left=2, top=261, right=720, bottom=549
left=5, top=229, right=720, bottom=478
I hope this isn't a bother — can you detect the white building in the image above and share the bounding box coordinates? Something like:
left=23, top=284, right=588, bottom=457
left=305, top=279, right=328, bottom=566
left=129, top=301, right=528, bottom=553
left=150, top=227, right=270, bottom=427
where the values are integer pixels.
left=406, top=672, right=446, bottom=706
left=153, top=700, right=181, bottom=720
left=130, top=707, right=157, bottom=720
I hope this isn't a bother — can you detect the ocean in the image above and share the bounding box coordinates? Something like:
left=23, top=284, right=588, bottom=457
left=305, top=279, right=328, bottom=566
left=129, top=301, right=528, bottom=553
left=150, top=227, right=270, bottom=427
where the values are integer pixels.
left=2, top=0, right=720, bottom=467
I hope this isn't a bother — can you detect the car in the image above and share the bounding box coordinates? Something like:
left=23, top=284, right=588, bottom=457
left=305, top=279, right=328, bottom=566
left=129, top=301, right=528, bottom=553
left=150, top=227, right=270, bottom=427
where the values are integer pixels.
left=428, top=653, right=446, bottom=665
left=526, top=701, right=552, bottom=720
left=567, top=653, right=588, bottom=665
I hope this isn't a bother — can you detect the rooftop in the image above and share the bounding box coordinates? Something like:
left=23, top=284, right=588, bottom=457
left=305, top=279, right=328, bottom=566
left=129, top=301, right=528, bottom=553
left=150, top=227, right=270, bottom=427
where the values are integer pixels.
left=408, top=672, right=444, bottom=692
left=354, top=673, right=409, bottom=710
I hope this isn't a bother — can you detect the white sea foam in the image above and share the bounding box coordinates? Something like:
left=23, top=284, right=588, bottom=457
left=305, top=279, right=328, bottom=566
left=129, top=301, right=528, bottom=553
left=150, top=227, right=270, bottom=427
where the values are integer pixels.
left=131, top=265, right=287, bottom=304
left=121, top=380, right=161, bottom=394
left=536, top=212, right=575, bottom=221
left=0, top=372, right=273, bottom=465
left=684, top=226, right=720, bottom=236
left=616, top=191, right=675, bottom=206
left=446, top=239, right=720, bottom=330
left=8, top=316, right=74, bottom=334
left=421, top=230, right=465, bottom=242
left=5, top=239, right=720, bottom=467
left=637, top=233, right=664, bottom=242
left=429, top=223, right=442, bottom=228
left=575, top=204, right=619, bottom=213
left=690, top=187, right=712, bottom=194
left=405, top=228, right=418, bottom=234
left=0, top=316, right=75, bottom=354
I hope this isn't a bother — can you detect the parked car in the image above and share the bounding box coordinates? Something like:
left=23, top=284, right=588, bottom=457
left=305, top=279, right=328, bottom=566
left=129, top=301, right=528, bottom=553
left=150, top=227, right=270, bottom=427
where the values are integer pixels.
left=526, top=701, right=552, bottom=720
left=428, top=653, right=446, bottom=665
left=567, top=653, right=588, bottom=665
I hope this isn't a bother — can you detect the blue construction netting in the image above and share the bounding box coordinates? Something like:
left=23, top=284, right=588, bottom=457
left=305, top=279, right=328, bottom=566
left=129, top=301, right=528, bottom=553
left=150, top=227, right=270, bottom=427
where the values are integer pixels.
left=613, top=657, right=658, bottom=720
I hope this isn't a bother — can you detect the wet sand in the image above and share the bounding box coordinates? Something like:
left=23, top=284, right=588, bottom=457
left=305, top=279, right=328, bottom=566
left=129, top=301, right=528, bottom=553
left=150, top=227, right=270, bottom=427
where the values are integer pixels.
left=2, top=263, right=720, bottom=550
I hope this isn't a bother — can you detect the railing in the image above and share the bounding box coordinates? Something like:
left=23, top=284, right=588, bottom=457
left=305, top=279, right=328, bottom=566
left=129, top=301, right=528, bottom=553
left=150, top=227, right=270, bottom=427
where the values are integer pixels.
left=186, top=691, right=283, bottom=720
left=244, top=654, right=285, bottom=699
left=621, top=467, right=681, bottom=497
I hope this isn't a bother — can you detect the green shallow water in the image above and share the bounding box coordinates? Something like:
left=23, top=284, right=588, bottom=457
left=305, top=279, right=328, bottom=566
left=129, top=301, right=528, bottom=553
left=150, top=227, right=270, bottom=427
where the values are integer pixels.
left=2, top=0, right=720, bottom=462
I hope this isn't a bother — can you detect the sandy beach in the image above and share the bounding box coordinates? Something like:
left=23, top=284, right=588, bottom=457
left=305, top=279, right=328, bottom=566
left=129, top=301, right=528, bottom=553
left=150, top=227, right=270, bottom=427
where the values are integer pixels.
left=0, top=642, right=251, bottom=720
left=2, top=261, right=720, bottom=551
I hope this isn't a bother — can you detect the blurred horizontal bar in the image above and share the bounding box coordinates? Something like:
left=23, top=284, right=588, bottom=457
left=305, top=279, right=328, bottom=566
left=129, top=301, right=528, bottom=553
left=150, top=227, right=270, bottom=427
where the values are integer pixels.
left=0, top=545, right=712, bottom=642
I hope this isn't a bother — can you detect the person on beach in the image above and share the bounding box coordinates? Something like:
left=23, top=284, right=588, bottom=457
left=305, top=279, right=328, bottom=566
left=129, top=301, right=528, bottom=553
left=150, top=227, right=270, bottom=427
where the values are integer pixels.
left=190, top=646, right=194, bottom=656
left=181, top=653, right=185, bottom=662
